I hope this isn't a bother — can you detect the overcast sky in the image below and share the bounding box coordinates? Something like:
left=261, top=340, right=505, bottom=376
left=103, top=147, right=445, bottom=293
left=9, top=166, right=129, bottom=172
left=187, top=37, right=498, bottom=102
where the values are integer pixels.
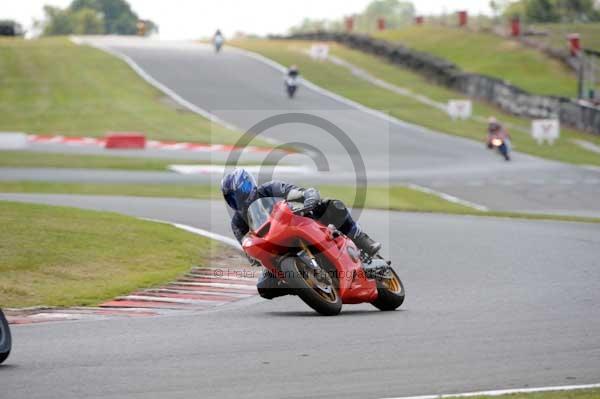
left=3, top=0, right=493, bottom=39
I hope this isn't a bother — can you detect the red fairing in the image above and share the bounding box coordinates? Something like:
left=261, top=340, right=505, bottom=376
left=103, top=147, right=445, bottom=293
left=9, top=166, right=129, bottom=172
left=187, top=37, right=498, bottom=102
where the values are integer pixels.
left=243, top=201, right=378, bottom=304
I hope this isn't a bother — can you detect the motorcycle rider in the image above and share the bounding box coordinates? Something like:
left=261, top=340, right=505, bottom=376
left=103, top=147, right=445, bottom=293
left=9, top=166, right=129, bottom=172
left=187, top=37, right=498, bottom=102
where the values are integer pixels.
left=213, top=29, right=224, bottom=52
left=287, top=64, right=299, bottom=80
left=221, top=169, right=382, bottom=299
left=221, top=168, right=381, bottom=255
left=285, top=65, right=300, bottom=97
left=221, top=168, right=381, bottom=256
left=486, top=116, right=511, bottom=154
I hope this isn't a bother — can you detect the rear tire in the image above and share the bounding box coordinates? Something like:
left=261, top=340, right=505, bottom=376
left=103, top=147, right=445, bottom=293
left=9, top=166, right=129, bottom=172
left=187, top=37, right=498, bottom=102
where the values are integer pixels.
left=0, top=309, right=11, bottom=364
left=280, top=256, right=342, bottom=316
left=371, top=269, right=405, bottom=311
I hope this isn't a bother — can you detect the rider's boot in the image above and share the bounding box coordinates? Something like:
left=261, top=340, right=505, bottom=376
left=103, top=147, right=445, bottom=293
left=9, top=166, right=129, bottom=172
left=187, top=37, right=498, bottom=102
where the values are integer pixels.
left=352, top=231, right=382, bottom=256
left=256, top=270, right=291, bottom=300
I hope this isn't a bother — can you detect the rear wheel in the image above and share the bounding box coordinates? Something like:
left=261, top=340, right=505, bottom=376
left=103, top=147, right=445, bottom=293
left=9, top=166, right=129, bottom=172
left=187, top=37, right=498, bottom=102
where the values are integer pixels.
left=371, top=268, right=405, bottom=311
left=0, top=309, right=11, bottom=364
left=280, top=256, right=342, bottom=316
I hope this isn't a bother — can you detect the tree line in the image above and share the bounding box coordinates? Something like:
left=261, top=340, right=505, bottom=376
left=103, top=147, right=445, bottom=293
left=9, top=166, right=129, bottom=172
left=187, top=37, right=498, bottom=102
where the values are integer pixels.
left=495, top=0, right=600, bottom=23
left=289, top=0, right=415, bottom=34
left=289, top=0, right=600, bottom=34
left=38, top=0, right=158, bottom=36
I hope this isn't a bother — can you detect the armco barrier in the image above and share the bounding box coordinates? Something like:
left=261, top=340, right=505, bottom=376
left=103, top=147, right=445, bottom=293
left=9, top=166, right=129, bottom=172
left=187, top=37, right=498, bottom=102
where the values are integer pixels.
left=282, top=31, right=600, bottom=135
left=0, top=132, right=28, bottom=149
left=104, top=132, right=146, bottom=149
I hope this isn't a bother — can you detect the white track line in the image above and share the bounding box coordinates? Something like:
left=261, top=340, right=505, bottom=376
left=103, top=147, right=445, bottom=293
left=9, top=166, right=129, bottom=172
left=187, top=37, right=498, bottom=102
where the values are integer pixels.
left=172, top=223, right=242, bottom=249
left=139, top=217, right=241, bottom=249
left=231, top=46, right=489, bottom=212
left=381, top=383, right=600, bottom=399
left=230, top=45, right=485, bottom=149
left=72, top=36, right=489, bottom=213
left=167, top=164, right=313, bottom=175
left=406, top=183, right=488, bottom=212
left=70, top=36, right=240, bottom=133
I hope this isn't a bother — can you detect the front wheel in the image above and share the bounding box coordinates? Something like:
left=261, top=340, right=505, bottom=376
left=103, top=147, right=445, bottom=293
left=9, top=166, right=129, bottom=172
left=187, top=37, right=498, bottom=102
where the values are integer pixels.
left=280, top=256, right=342, bottom=316
left=371, top=268, right=405, bottom=311
left=0, top=309, right=11, bottom=364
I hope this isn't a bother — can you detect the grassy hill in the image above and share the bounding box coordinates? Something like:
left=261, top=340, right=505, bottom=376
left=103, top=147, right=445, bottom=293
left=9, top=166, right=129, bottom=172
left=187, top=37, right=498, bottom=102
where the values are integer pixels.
left=0, top=37, right=240, bottom=144
left=530, top=23, right=600, bottom=53
left=233, top=39, right=600, bottom=166
left=374, top=25, right=579, bottom=97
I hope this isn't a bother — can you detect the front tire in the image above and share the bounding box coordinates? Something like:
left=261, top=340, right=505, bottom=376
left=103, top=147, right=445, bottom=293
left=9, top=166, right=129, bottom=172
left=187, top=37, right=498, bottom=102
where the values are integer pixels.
left=0, top=309, right=11, bottom=364
left=371, top=268, right=405, bottom=311
left=280, top=256, right=342, bottom=316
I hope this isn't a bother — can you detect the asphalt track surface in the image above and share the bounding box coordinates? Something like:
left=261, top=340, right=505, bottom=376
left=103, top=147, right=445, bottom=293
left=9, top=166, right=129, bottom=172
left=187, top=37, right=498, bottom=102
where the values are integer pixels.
left=2, top=194, right=600, bottom=399
left=4, top=37, right=600, bottom=215
left=20, top=36, right=596, bottom=217
left=2, top=38, right=600, bottom=398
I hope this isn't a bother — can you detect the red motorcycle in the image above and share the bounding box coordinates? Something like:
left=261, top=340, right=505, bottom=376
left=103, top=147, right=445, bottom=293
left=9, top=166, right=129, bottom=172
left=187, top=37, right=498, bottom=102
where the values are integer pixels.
left=243, top=197, right=405, bottom=315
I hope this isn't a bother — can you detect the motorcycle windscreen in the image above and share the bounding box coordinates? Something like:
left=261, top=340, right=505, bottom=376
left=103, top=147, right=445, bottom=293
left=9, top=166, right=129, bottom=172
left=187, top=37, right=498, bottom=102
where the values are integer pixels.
left=246, top=197, right=284, bottom=232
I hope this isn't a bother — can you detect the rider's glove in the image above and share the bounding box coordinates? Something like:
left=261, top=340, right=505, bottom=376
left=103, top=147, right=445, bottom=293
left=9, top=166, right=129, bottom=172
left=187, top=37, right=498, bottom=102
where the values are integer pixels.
left=303, top=188, right=320, bottom=211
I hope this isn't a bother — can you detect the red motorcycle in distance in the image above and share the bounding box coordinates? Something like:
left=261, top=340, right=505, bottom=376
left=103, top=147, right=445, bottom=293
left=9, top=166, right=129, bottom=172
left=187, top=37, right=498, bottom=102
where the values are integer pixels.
left=242, top=197, right=405, bottom=316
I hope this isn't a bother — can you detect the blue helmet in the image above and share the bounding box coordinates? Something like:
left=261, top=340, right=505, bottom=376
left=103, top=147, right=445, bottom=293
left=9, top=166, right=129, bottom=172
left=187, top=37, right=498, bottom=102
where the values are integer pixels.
left=221, top=168, right=257, bottom=211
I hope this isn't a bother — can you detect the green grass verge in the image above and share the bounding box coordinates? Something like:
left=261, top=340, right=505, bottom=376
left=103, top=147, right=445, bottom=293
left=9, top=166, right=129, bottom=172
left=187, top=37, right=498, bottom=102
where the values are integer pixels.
left=0, top=37, right=248, bottom=145
left=1, top=181, right=599, bottom=224
left=0, top=201, right=217, bottom=308
left=531, top=23, right=600, bottom=53
left=231, top=39, right=600, bottom=167
left=0, top=150, right=180, bottom=171
left=445, top=388, right=600, bottom=399
left=0, top=150, right=273, bottom=171
left=0, top=181, right=467, bottom=212
left=374, top=25, right=578, bottom=97
left=0, top=181, right=217, bottom=200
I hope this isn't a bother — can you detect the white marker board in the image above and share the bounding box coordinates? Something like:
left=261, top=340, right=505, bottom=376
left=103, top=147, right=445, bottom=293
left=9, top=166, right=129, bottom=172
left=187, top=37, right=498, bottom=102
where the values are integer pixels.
left=532, top=119, right=560, bottom=144
left=447, top=100, right=472, bottom=120
left=309, top=44, right=329, bottom=61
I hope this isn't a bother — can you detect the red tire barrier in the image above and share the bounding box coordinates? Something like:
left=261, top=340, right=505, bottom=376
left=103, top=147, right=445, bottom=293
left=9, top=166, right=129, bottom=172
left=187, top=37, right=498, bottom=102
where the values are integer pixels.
left=511, top=17, right=521, bottom=37
left=104, top=132, right=146, bottom=149
left=458, top=10, right=468, bottom=27
left=568, top=33, right=581, bottom=57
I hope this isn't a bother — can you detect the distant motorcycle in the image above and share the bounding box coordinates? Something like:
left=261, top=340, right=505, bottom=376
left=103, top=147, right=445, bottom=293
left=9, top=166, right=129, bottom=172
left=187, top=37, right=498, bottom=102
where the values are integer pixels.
left=488, top=135, right=511, bottom=161
left=214, top=36, right=224, bottom=53
left=285, top=76, right=299, bottom=98
left=0, top=309, right=11, bottom=364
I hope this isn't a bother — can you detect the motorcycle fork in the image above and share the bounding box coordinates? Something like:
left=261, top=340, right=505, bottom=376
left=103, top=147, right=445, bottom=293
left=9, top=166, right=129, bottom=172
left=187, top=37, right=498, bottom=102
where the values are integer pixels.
left=298, top=240, right=320, bottom=271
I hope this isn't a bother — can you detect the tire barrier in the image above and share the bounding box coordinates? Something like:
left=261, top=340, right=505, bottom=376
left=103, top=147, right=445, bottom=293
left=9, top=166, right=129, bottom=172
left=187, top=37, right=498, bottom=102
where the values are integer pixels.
left=104, top=132, right=146, bottom=149
left=280, top=31, right=600, bottom=135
